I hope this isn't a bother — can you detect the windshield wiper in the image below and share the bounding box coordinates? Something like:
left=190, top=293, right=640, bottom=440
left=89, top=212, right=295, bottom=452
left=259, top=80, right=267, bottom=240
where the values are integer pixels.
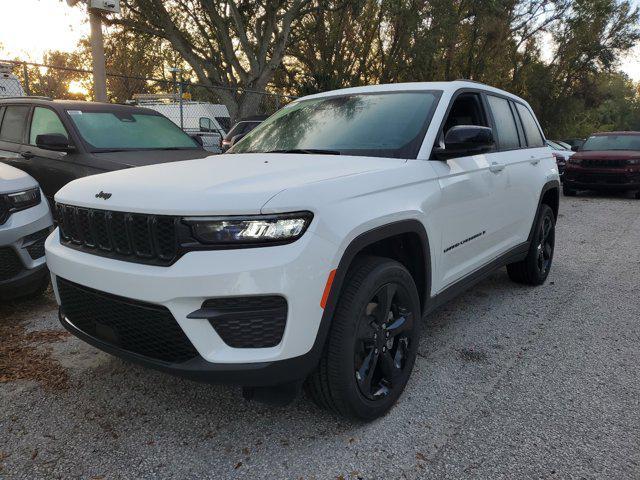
left=266, top=148, right=341, bottom=155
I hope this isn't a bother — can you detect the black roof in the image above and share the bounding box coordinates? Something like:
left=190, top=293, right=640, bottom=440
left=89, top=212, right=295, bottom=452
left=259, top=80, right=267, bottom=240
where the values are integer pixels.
left=0, top=97, right=162, bottom=115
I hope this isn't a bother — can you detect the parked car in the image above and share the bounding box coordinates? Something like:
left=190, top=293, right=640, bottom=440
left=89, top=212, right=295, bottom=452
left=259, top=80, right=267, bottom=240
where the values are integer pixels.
left=0, top=163, right=52, bottom=300
left=0, top=98, right=212, bottom=208
left=546, top=139, right=574, bottom=178
left=221, top=115, right=267, bottom=152
left=46, top=81, right=559, bottom=420
left=562, top=138, right=585, bottom=151
left=563, top=131, right=640, bottom=198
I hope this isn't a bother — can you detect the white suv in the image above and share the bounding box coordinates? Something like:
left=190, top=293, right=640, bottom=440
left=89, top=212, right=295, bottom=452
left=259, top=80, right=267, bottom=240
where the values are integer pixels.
left=45, top=81, right=559, bottom=420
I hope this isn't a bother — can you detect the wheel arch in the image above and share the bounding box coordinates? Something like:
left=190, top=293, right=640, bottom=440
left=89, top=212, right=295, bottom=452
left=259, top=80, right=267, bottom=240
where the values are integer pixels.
left=528, top=180, right=560, bottom=243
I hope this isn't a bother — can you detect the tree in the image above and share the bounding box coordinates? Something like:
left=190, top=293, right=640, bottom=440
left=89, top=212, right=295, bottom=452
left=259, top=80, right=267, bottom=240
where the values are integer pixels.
left=108, top=0, right=312, bottom=119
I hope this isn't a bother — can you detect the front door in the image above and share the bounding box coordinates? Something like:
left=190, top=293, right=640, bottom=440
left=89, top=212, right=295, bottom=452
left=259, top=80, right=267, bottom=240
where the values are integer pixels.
left=429, top=91, right=507, bottom=291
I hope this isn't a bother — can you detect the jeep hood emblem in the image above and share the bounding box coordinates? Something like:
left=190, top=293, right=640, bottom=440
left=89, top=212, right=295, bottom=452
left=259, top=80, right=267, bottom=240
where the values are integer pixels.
left=95, top=191, right=112, bottom=200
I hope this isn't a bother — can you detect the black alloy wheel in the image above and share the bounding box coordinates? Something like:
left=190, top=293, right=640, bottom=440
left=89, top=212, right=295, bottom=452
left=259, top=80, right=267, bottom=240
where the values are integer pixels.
left=354, top=283, right=414, bottom=400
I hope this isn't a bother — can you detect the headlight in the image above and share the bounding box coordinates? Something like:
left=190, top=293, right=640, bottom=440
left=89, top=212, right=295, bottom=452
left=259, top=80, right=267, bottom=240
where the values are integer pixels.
left=5, top=188, right=41, bottom=211
left=183, top=212, right=313, bottom=246
left=567, top=157, right=582, bottom=165
left=627, top=159, right=640, bottom=165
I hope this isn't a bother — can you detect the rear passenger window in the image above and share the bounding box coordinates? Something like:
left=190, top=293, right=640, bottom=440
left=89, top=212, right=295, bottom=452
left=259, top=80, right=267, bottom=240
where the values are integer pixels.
left=0, top=105, right=30, bottom=143
left=515, top=103, right=544, bottom=147
left=487, top=95, right=520, bottom=150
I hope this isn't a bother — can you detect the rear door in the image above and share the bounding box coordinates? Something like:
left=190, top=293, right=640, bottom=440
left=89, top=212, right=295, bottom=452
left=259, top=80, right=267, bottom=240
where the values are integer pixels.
left=511, top=102, right=549, bottom=242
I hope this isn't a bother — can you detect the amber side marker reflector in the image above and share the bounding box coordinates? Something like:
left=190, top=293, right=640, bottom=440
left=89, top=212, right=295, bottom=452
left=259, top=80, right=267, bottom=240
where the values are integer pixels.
left=320, top=269, right=337, bottom=309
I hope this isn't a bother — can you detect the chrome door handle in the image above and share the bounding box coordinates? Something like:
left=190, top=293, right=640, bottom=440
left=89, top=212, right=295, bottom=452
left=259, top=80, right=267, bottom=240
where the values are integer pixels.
left=489, top=162, right=505, bottom=173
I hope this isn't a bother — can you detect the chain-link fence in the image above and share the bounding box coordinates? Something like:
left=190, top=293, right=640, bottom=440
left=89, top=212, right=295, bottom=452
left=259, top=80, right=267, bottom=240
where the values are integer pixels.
left=0, top=59, right=296, bottom=153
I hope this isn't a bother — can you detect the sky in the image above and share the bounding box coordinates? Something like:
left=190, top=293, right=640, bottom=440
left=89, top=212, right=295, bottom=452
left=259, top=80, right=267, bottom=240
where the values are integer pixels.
left=0, top=0, right=640, bottom=81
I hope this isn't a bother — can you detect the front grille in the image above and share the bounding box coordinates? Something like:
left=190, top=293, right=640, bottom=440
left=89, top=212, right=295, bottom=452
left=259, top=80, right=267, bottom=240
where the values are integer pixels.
left=58, top=278, right=199, bottom=363
left=575, top=173, right=631, bottom=184
left=0, top=196, right=8, bottom=225
left=56, top=204, right=179, bottom=266
left=201, top=296, right=287, bottom=348
left=582, top=159, right=627, bottom=168
left=0, top=247, right=23, bottom=281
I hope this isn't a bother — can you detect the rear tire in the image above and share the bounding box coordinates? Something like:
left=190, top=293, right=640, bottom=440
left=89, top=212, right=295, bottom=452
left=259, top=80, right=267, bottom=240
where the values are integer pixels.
left=563, top=184, right=576, bottom=196
left=507, top=204, right=555, bottom=286
left=306, top=256, right=421, bottom=421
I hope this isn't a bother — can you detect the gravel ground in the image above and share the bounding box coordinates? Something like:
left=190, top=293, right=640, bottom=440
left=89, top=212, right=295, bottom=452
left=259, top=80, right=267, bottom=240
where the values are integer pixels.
left=1, top=191, right=639, bottom=479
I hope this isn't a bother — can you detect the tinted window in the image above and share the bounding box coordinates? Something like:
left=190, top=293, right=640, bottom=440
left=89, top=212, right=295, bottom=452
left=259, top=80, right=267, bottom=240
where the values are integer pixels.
left=487, top=96, right=520, bottom=150
left=30, top=107, right=69, bottom=145
left=231, top=92, right=441, bottom=159
left=515, top=103, right=544, bottom=147
left=581, top=134, right=640, bottom=151
left=0, top=105, right=29, bottom=143
left=67, top=110, right=198, bottom=151
left=224, top=121, right=261, bottom=141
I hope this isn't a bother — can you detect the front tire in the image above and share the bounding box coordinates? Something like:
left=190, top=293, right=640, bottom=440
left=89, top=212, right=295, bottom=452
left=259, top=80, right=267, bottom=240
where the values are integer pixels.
left=507, top=204, right=555, bottom=285
left=306, top=256, right=421, bottom=420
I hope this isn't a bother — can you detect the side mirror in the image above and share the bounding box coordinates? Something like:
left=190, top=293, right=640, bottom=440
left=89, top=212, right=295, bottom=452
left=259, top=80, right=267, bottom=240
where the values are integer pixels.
left=189, top=134, right=204, bottom=147
left=36, top=133, right=73, bottom=152
left=434, top=126, right=494, bottom=159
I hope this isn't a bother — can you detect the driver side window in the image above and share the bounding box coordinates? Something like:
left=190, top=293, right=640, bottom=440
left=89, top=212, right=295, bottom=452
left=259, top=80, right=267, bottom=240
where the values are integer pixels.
left=442, top=92, right=488, bottom=138
left=30, top=107, right=69, bottom=146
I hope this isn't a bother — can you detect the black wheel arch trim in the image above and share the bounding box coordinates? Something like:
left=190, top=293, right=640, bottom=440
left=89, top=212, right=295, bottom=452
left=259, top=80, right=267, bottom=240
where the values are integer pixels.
left=527, top=179, right=560, bottom=244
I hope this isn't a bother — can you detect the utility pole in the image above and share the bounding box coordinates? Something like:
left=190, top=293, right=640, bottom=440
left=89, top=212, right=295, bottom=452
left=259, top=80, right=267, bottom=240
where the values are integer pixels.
left=67, top=0, right=119, bottom=102
left=89, top=8, right=108, bottom=102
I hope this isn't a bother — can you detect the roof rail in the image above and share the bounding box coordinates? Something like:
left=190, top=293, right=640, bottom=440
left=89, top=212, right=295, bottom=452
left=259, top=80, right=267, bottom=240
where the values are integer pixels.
left=0, top=95, right=53, bottom=101
left=454, top=78, right=487, bottom=86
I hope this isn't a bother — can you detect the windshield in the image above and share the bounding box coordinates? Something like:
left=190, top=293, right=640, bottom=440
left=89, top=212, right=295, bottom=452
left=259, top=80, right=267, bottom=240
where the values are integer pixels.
left=67, top=110, right=199, bottom=152
left=580, top=134, right=640, bottom=151
left=229, top=91, right=441, bottom=159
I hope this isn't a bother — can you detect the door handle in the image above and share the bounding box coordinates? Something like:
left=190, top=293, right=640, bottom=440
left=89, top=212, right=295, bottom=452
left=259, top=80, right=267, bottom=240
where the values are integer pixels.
left=20, top=151, right=34, bottom=159
left=489, top=162, right=505, bottom=173
left=530, top=158, right=540, bottom=165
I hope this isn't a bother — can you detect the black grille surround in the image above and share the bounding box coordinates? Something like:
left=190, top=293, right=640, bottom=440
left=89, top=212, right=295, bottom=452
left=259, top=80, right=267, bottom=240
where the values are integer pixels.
left=57, top=204, right=181, bottom=266
left=57, top=278, right=199, bottom=363
left=189, top=296, right=288, bottom=348
left=581, top=158, right=628, bottom=168
left=0, top=247, right=23, bottom=281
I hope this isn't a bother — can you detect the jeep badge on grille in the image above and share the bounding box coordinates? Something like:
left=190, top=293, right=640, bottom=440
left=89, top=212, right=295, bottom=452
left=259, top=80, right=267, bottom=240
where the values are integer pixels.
left=95, top=191, right=112, bottom=200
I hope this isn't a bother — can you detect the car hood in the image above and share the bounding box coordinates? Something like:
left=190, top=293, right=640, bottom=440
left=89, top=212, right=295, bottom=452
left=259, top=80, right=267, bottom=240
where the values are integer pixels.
left=0, top=163, right=37, bottom=193
left=55, top=153, right=407, bottom=215
left=573, top=150, right=640, bottom=160
left=91, top=148, right=211, bottom=168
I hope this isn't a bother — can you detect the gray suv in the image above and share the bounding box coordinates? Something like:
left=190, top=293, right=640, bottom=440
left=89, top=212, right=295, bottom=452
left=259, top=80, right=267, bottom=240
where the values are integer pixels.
left=0, top=163, right=52, bottom=300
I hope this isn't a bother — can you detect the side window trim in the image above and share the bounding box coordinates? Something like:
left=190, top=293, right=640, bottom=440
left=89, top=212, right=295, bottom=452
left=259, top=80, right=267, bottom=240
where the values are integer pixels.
left=509, top=100, right=526, bottom=147
left=513, top=102, right=545, bottom=147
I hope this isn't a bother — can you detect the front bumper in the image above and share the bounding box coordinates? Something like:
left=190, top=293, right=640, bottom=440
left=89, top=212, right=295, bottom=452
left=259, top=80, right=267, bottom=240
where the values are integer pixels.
left=0, top=197, right=53, bottom=296
left=46, top=228, right=337, bottom=386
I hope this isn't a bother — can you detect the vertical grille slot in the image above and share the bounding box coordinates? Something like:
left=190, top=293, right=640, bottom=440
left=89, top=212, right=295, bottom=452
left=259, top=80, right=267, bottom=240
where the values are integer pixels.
left=55, top=204, right=179, bottom=266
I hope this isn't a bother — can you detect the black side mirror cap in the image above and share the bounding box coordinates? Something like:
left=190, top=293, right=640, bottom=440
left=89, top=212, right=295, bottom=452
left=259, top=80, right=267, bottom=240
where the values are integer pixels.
left=433, top=125, right=495, bottom=160
left=35, top=133, right=73, bottom=152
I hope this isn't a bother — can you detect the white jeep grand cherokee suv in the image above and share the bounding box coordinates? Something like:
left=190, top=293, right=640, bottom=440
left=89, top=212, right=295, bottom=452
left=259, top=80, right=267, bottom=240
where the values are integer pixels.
left=45, top=81, right=559, bottom=420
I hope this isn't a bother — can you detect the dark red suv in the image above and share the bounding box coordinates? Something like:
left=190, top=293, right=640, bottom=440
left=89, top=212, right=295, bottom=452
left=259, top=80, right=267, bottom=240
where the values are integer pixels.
left=563, top=131, right=640, bottom=198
